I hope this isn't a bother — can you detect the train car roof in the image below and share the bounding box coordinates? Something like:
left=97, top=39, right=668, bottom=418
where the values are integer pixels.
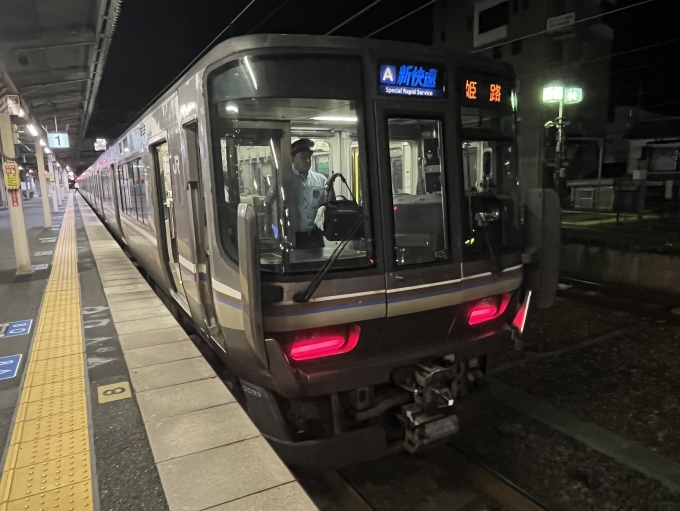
left=87, top=34, right=513, bottom=174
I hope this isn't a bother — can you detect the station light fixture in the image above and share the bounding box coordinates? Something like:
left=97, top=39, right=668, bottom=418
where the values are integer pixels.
left=39, top=139, right=46, bottom=146
left=542, top=85, right=583, bottom=105
left=44, top=147, right=51, bottom=154
left=564, top=86, right=583, bottom=104
left=26, top=123, right=38, bottom=136
left=542, top=86, right=564, bottom=103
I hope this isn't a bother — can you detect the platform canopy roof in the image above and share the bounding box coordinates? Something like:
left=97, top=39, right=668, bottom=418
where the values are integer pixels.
left=0, top=0, right=121, bottom=171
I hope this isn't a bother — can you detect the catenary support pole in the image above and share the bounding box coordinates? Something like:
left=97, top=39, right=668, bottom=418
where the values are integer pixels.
left=35, top=143, right=52, bottom=228
left=0, top=112, right=32, bottom=274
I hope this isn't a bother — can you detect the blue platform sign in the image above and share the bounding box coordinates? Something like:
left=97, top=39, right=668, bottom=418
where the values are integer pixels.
left=1, top=319, right=33, bottom=338
left=0, top=355, right=22, bottom=381
left=379, top=63, right=445, bottom=98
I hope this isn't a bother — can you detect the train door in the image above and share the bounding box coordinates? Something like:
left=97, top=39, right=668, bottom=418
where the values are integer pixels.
left=96, top=172, right=105, bottom=218
left=183, top=121, right=223, bottom=345
left=153, top=142, right=188, bottom=302
left=109, top=164, right=125, bottom=238
left=375, top=101, right=463, bottom=352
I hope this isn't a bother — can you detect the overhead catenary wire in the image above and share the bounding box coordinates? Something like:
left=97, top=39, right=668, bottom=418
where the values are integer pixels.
left=514, top=35, right=680, bottom=82
left=471, top=0, right=657, bottom=54
left=247, top=0, right=291, bottom=34
left=364, top=0, right=437, bottom=38
left=326, top=0, right=383, bottom=35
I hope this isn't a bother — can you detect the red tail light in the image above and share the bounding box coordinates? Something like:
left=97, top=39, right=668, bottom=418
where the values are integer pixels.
left=289, top=325, right=361, bottom=361
left=468, top=293, right=511, bottom=325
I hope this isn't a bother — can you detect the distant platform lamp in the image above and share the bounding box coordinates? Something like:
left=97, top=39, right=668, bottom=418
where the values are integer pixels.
left=542, top=85, right=583, bottom=190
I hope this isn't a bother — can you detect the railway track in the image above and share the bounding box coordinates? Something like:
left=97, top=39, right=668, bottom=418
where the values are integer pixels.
left=559, top=277, right=680, bottom=324
left=295, top=444, right=551, bottom=511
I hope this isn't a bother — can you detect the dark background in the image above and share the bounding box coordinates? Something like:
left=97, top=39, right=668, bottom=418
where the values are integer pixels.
left=606, top=0, right=680, bottom=118
left=86, top=0, right=680, bottom=142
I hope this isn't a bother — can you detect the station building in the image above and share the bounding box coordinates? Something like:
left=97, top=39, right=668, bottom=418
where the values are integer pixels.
left=433, top=0, right=615, bottom=197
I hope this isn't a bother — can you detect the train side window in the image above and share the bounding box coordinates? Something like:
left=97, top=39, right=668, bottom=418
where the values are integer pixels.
left=387, top=118, right=448, bottom=266
left=131, top=158, right=149, bottom=224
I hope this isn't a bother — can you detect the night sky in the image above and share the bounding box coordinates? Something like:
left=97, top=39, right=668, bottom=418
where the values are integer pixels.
left=86, top=0, right=434, bottom=141
left=85, top=0, right=679, bottom=144
left=606, top=0, right=680, bottom=117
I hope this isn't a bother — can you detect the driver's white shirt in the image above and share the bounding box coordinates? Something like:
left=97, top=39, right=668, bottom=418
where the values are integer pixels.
left=291, top=166, right=328, bottom=232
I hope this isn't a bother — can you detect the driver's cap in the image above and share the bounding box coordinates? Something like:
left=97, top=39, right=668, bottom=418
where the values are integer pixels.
left=292, top=138, right=315, bottom=156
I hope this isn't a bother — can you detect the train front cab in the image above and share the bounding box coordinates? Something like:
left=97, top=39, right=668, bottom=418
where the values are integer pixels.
left=202, top=38, right=561, bottom=466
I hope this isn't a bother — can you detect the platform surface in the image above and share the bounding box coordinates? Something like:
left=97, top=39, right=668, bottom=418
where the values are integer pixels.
left=0, top=193, right=316, bottom=511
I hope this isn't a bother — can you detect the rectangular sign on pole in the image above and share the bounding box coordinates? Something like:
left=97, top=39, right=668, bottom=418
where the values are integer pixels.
left=547, top=12, right=576, bottom=32
left=47, top=133, right=69, bottom=148
left=2, top=161, right=20, bottom=190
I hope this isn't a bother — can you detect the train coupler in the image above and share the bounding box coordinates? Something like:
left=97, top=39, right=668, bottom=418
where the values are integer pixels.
left=392, top=360, right=460, bottom=453
left=401, top=408, right=459, bottom=453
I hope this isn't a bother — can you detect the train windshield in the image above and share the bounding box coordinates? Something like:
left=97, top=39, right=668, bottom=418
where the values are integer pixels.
left=458, top=71, right=522, bottom=255
left=461, top=109, right=518, bottom=200
left=208, top=55, right=373, bottom=273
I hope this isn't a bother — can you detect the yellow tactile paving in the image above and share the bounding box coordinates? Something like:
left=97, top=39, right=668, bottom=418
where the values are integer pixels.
left=0, top=197, right=94, bottom=511
left=23, top=359, right=84, bottom=388
left=4, top=481, right=93, bottom=511
left=13, top=429, right=90, bottom=469
left=10, top=410, right=89, bottom=446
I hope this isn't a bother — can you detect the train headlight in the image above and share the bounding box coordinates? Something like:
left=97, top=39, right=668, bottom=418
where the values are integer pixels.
left=468, top=293, right=511, bottom=325
left=288, top=324, right=361, bottom=361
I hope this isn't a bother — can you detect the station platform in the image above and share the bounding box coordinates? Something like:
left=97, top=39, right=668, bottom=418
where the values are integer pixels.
left=0, top=193, right=317, bottom=511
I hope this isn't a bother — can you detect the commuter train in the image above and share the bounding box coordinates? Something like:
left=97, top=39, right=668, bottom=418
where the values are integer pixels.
left=78, top=34, right=560, bottom=466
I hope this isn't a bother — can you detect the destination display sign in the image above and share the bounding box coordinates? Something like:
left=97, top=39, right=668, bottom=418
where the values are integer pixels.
left=460, top=72, right=513, bottom=110
left=379, top=63, right=445, bottom=98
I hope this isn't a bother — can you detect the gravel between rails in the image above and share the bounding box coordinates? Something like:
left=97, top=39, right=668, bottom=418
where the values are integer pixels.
left=495, top=320, right=680, bottom=465
left=451, top=401, right=680, bottom=511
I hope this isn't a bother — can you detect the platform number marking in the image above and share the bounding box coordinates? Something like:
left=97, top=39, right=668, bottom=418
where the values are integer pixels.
left=0, top=319, right=33, bottom=338
left=98, top=381, right=131, bottom=403
left=32, top=264, right=49, bottom=271
left=0, top=355, right=22, bottom=381
left=35, top=251, right=53, bottom=257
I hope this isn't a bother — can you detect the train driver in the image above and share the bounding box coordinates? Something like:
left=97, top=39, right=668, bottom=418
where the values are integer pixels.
left=285, top=138, right=334, bottom=249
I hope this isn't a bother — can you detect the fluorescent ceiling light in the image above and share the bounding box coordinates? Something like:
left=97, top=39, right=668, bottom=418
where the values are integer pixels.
left=39, top=139, right=46, bottom=146
left=19, top=109, right=25, bottom=118
left=311, top=116, right=357, bottom=122
left=27, top=124, right=38, bottom=136
left=44, top=147, right=51, bottom=153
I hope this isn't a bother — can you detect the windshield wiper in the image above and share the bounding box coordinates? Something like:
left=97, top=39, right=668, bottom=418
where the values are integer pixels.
left=293, top=214, right=365, bottom=303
